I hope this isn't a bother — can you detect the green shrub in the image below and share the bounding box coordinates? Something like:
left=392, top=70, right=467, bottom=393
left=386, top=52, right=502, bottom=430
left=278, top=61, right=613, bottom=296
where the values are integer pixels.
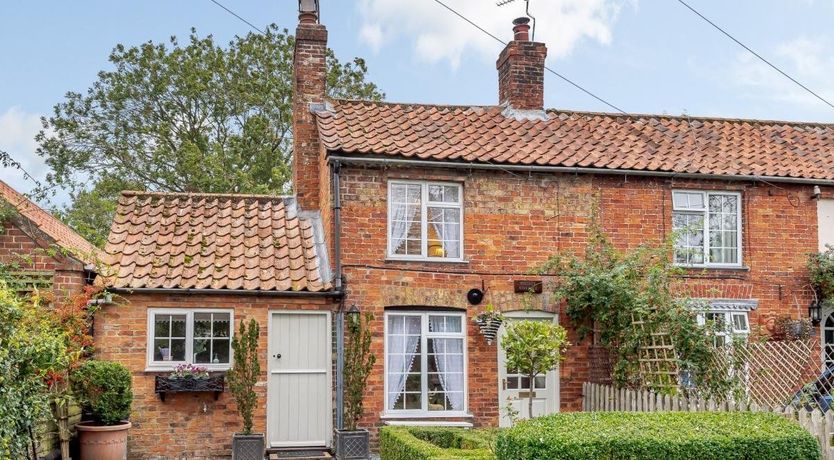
left=380, top=427, right=495, bottom=460
left=495, top=412, right=820, bottom=460
left=71, top=360, right=132, bottom=425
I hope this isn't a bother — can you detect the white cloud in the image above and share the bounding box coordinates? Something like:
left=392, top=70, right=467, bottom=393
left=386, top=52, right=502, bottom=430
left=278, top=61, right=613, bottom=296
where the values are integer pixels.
left=357, top=0, right=628, bottom=69
left=0, top=106, right=47, bottom=194
left=729, top=35, right=834, bottom=108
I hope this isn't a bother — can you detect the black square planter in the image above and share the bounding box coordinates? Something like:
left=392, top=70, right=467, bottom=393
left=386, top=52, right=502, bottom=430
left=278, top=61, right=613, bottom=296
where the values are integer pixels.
left=334, top=429, right=369, bottom=460
left=232, top=433, right=264, bottom=460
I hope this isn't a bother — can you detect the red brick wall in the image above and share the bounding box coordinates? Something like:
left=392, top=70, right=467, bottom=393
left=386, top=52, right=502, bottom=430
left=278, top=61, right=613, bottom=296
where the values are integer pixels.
left=336, top=165, right=820, bottom=441
left=94, top=293, right=336, bottom=460
left=0, top=222, right=87, bottom=297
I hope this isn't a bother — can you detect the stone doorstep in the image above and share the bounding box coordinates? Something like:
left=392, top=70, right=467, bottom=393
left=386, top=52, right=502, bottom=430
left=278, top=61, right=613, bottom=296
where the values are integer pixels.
left=267, top=449, right=332, bottom=460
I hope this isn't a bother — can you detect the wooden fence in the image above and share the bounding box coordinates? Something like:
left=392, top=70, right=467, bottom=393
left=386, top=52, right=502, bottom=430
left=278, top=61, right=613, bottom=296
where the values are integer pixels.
left=583, top=382, right=834, bottom=459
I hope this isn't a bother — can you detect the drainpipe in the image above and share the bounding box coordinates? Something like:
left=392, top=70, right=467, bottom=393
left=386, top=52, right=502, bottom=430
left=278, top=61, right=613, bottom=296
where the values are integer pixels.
left=333, top=159, right=345, bottom=431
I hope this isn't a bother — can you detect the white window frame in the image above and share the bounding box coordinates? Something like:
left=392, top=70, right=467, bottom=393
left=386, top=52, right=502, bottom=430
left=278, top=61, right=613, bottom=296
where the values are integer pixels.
left=146, top=308, right=234, bottom=372
left=387, top=180, right=464, bottom=262
left=672, top=190, right=743, bottom=268
left=383, top=311, right=468, bottom=417
left=696, top=310, right=750, bottom=346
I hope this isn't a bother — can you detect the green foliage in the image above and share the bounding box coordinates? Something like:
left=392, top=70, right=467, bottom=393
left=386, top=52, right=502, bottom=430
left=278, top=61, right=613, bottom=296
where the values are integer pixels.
left=379, top=427, right=496, bottom=460
left=495, top=411, right=820, bottom=460
left=227, top=318, right=260, bottom=435
left=808, top=245, right=834, bottom=301
left=70, top=360, right=132, bottom=426
left=0, top=283, right=67, bottom=459
left=344, top=313, right=376, bottom=431
left=0, top=199, right=17, bottom=235
left=538, top=226, right=732, bottom=395
left=37, top=25, right=384, bottom=245
left=501, top=320, right=569, bottom=419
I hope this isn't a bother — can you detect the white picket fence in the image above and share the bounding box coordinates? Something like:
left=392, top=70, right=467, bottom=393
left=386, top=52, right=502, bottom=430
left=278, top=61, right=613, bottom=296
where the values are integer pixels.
left=583, top=382, right=834, bottom=459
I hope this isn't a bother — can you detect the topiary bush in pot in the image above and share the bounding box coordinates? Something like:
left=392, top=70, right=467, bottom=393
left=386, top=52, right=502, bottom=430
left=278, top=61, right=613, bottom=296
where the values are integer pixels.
left=70, top=360, right=133, bottom=460
left=227, top=318, right=263, bottom=460
left=335, top=312, right=376, bottom=459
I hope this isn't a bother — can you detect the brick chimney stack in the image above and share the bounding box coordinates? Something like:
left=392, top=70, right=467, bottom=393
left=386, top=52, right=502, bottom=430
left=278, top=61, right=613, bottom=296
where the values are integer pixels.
left=293, top=0, right=327, bottom=212
left=496, top=17, right=548, bottom=111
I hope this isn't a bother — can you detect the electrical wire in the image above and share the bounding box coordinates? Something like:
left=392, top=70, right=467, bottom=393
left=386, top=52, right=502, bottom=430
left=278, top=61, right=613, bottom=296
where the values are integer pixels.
left=206, top=0, right=266, bottom=34
left=432, top=0, right=628, bottom=114
left=675, top=0, right=834, bottom=112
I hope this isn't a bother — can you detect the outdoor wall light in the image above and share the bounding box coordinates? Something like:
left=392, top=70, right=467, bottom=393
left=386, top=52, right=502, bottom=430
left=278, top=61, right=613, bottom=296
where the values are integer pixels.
left=809, top=300, right=822, bottom=326
left=347, top=304, right=361, bottom=326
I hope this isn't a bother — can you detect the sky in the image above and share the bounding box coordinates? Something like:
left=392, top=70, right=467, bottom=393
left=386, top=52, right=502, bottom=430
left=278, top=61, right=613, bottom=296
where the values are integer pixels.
left=2, top=0, right=834, bottom=206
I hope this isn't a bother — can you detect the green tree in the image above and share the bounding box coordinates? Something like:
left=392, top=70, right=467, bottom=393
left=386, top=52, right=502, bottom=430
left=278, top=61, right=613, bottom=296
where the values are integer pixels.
left=344, top=313, right=376, bottom=431
left=501, top=320, right=569, bottom=420
left=36, top=25, right=383, bottom=246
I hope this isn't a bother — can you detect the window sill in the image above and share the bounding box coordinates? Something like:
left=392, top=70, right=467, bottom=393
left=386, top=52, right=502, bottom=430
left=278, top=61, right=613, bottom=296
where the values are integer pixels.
left=384, top=420, right=474, bottom=428
left=144, top=366, right=230, bottom=373
left=385, top=258, right=470, bottom=264
left=676, top=265, right=750, bottom=271
left=380, top=412, right=474, bottom=420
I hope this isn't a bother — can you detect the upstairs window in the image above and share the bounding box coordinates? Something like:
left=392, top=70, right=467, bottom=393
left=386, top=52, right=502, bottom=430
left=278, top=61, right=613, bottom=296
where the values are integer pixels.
left=672, top=191, right=742, bottom=267
left=388, top=181, right=463, bottom=261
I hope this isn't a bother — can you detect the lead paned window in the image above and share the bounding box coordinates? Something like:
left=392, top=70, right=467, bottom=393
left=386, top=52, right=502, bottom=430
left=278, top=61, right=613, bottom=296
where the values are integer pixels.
left=147, top=309, right=233, bottom=369
left=672, top=191, right=741, bottom=266
left=385, top=312, right=466, bottom=414
left=388, top=181, right=463, bottom=260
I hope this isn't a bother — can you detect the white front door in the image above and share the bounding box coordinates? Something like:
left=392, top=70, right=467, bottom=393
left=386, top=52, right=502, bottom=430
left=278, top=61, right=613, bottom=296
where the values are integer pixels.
left=497, top=311, right=559, bottom=427
left=267, top=311, right=332, bottom=448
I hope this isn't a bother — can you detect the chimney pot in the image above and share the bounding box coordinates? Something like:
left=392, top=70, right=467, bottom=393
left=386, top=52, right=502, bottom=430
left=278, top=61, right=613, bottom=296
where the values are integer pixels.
left=298, top=0, right=319, bottom=24
left=512, top=17, right=531, bottom=41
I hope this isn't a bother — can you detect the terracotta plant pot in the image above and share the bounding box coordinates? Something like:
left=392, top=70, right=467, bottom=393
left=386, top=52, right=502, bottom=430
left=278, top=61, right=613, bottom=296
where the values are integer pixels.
left=76, top=421, right=131, bottom=460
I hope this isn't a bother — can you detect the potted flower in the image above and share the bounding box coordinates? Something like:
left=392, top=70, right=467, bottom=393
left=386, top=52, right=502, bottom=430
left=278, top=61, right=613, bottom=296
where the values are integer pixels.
left=335, top=310, right=376, bottom=459
left=70, top=360, right=133, bottom=460
left=474, top=305, right=505, bottom=345
left=227, top=318, right=264, bottom=460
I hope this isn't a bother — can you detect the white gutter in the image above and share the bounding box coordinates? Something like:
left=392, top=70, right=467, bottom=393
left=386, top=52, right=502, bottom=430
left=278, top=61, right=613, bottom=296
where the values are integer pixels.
left=327, top=155, right=834, bottom=186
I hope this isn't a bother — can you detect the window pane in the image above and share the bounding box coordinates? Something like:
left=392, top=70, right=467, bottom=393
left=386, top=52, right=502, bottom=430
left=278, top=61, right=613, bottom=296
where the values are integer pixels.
left=153, top=338, right=171, bottom=361
left=154, top=316, right=170, bottom=338
left=673, top=192, right=704, bottom=210
left=170, top=338, right=186, bottom=361
left=427, top=207, right=461, bottom=259
left=534, top=376, right=546, bottom=389
left=213, top=314, right=231, bottom=337
left=404, top=393, right=421, bottom=410
left=214, top=339, right=230, bottom=363
left=194, top=313, right=212, bottom=337
left=171, top=315, right=187, bottom=337
left=194, top=339, right=210, bottom=363
left=732, top=313, right=749, bottom=332
left=429, top=315, right=462, bottom=333
left=673, top=212, right=705, bottom=264
left=428, top=185, right=460, bottom=203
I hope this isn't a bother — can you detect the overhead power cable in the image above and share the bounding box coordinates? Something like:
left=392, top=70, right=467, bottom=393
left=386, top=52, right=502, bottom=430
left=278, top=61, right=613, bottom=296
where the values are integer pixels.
left=207, top=0, right=266, bottom=34
left=432, top=0, right=628, bottom=114
left=675, top=0, right=834, bottom=111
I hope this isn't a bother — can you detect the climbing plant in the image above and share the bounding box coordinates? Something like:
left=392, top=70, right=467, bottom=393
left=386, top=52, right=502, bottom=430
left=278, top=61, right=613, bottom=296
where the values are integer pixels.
left=537, top=225, right=740, bottom=398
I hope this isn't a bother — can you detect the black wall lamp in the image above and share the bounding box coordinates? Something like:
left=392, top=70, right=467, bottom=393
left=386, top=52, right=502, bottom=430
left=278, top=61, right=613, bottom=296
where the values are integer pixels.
left=809, top=300, right=822, bottom=326
left=347, top=304, right=361, bottom=326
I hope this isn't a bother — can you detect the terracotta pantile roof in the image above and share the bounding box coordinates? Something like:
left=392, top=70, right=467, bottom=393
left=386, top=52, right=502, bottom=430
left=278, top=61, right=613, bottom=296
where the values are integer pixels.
left=0, top=180, right=102, bottom=266
left=316, top=100, right=834, bottom=180
left=104, top=191, right=332, bottom=292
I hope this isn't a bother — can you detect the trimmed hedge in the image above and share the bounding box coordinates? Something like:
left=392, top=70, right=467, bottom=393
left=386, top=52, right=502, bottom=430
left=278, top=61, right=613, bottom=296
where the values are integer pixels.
left=495, top=412, right=820, bottom=460
left=380, top=426, right=496, bottom=460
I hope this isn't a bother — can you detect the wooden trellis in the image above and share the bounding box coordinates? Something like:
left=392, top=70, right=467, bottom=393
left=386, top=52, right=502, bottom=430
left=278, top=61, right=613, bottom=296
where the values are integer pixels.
left=632, top=312, right=678, bottom=391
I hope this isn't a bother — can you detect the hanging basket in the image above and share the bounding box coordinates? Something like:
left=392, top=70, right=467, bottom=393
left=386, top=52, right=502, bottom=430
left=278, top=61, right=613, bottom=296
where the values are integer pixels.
left=476, top=316, right=503, bottom=345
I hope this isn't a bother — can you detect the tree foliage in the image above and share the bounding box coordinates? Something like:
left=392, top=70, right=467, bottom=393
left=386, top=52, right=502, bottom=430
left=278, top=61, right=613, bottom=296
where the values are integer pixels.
left=37, top=25, right=383, bottom=246
left=228, top=318, right=260, bottom=435
left=501, top=320, right=569, bottom=419
left=70, top=360, right=133, bottom=426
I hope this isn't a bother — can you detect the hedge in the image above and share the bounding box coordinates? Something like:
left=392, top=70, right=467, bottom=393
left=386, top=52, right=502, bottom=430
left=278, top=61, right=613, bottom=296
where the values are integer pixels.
left=379, top=426, right=496, bottom=460
left=495, top=412, right=820, bottom=460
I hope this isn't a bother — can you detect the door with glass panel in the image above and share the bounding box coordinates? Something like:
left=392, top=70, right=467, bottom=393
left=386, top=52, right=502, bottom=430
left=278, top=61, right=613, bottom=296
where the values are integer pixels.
left=498, top=311, right=559, bottom=427
left=823, top=307, right=834, bottom=370
left=385, top=311, right=467, bottom=416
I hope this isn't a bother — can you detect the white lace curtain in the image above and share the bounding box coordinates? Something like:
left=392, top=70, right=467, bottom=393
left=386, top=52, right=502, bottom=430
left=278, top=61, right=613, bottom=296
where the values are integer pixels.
left=390, top=189, right=419, bottom=254
left=429, top=208, right=460, bottom=259
left=387, top=316, right=421, bottom=409
left=428, top=317, right=465, bottom=411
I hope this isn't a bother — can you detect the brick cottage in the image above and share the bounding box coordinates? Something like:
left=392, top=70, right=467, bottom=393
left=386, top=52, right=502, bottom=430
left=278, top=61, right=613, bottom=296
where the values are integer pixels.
left=95, top=2, right=834, bottom=458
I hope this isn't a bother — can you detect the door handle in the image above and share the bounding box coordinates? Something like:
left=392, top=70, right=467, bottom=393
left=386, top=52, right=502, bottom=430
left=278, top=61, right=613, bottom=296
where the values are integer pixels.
left=273, top=353, right=282, bottom=359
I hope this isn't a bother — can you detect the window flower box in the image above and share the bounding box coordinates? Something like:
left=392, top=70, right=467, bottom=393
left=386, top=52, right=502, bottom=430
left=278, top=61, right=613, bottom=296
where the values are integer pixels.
left=155, top=374, right=224, bottom=401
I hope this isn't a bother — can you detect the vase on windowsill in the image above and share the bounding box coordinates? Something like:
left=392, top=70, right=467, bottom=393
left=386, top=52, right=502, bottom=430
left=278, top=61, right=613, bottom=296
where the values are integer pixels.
left=474, top=306, right=505, bottom=345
